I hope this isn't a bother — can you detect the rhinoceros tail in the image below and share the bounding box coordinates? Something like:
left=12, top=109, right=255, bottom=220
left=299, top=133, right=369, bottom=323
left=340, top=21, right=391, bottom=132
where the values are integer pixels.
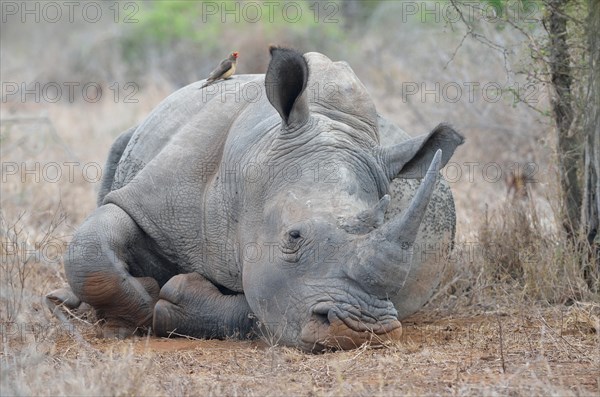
left=97, top=126, right=136, bottom=207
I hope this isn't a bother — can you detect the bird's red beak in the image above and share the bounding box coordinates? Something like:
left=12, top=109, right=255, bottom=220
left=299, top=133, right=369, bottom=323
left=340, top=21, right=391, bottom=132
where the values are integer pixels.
left=232, top=51, right=239, bottom=58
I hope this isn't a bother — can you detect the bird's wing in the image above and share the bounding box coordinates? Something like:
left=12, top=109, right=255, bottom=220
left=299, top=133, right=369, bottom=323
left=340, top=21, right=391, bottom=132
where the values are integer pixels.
left=207, top=59, right=233, bottom=80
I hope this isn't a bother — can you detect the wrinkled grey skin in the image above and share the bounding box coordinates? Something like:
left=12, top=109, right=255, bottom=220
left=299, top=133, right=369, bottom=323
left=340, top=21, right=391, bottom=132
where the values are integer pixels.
left=47, top=49, right=463, bottom=352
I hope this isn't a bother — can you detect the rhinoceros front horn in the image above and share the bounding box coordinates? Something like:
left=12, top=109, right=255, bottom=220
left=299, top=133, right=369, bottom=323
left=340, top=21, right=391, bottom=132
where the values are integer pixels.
left=347, top=149, right=443, bottom=296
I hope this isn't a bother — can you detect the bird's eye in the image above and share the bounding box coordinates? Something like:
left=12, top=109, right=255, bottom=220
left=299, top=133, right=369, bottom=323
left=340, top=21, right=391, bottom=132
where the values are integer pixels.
left=289, top=230, right=301, bottom=239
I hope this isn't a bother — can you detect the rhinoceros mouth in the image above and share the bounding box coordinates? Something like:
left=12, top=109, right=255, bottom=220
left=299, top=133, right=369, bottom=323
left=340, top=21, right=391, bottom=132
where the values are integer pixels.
left=299, top=301, right=402, bottom=352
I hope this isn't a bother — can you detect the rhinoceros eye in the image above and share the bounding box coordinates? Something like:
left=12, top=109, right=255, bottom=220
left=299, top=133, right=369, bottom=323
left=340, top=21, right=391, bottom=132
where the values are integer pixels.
left=282, top=229, right=304, bottom=261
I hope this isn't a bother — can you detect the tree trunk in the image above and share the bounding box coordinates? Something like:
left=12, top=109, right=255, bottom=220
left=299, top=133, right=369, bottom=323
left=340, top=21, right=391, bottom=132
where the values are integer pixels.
left=546, top=0, right=582, bottom=238
left=582, top=0, right=600, bottom=283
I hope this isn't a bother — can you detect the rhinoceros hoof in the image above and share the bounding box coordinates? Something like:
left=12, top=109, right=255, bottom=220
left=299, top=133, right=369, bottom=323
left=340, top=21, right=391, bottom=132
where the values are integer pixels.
left=45, top=287, right=95, bottom=319
left=152, top=299, right=176, bottom=337
left=45, top=288, right=81, bottom=310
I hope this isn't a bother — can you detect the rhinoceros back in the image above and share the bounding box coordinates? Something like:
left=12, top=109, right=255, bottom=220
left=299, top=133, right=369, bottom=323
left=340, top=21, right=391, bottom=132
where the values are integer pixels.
left=108, top=75, right=267, bottom=192
left=101, top=75, right=272, bottom=280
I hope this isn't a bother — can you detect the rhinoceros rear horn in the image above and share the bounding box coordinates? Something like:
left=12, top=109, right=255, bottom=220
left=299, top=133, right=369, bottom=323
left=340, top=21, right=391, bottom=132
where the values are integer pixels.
left=339, top=195, right=390, bottom=234
left=265, top=46, right=310, bottom=130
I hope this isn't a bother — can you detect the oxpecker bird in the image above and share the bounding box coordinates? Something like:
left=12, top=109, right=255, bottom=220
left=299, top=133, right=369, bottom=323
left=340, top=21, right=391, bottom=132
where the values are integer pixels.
left=200, top=51, right=239, bottom=89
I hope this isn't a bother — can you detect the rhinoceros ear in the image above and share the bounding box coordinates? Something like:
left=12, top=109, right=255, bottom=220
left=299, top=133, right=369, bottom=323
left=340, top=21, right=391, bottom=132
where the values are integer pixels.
left=265, top=46, right=310, bottom=130
left=379, top=123, right=464, bottom=180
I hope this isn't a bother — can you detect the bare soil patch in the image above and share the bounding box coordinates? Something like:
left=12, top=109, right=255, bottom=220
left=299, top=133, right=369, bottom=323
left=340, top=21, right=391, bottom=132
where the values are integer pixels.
left=20, top=304, right=595, bottom=396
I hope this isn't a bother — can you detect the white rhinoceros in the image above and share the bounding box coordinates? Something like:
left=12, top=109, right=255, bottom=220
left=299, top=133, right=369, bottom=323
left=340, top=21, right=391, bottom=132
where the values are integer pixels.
left=47, top=47, right=463, bottom=352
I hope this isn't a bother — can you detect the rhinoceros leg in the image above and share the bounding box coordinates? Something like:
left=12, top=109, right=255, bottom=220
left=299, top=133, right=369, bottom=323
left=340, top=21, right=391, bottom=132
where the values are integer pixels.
left=64, top=204, right=161, bottom=338
left=153, top=273, right=255, bottom=339
left=99, top=276, right=161, bottom=338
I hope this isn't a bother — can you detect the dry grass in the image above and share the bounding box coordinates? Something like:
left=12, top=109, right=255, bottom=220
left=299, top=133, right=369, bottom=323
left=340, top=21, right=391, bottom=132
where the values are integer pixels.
left=2, top=7, right=599, bottom=395
left=478, top=197, right=597, bottom=304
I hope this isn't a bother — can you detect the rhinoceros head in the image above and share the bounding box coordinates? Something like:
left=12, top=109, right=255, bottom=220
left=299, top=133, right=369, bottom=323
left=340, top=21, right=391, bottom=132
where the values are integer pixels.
left=240, top=47, right=463, bottom=352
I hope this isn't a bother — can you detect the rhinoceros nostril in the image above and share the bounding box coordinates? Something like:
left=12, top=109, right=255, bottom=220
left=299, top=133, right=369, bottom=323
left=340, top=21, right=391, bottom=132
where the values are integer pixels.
left=312, top=302, right=333, bottom=326
left=313, top=312, right=330, bottom=326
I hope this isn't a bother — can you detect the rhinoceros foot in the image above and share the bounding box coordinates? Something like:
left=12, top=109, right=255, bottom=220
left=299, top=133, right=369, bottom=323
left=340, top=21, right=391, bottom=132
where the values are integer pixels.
left=153, top=273, right=255, bottom=340
left=46, top=287, right=82, bottom=310
left=93, top=276, right=160, bottom=338
left=45, top=287, right=94, bottom=318
left=47, top=276, right=160, bottom=338
left=300, top=303, right=403, bottom=352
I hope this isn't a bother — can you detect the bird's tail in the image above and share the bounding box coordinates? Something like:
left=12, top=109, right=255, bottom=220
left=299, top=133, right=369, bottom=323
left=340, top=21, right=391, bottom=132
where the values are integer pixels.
left=199, top=80, right=213, bottom=89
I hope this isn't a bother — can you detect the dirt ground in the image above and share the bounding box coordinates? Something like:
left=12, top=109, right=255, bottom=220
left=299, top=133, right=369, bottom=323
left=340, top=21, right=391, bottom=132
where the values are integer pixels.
left=7, top=301, right=592, bottom=396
